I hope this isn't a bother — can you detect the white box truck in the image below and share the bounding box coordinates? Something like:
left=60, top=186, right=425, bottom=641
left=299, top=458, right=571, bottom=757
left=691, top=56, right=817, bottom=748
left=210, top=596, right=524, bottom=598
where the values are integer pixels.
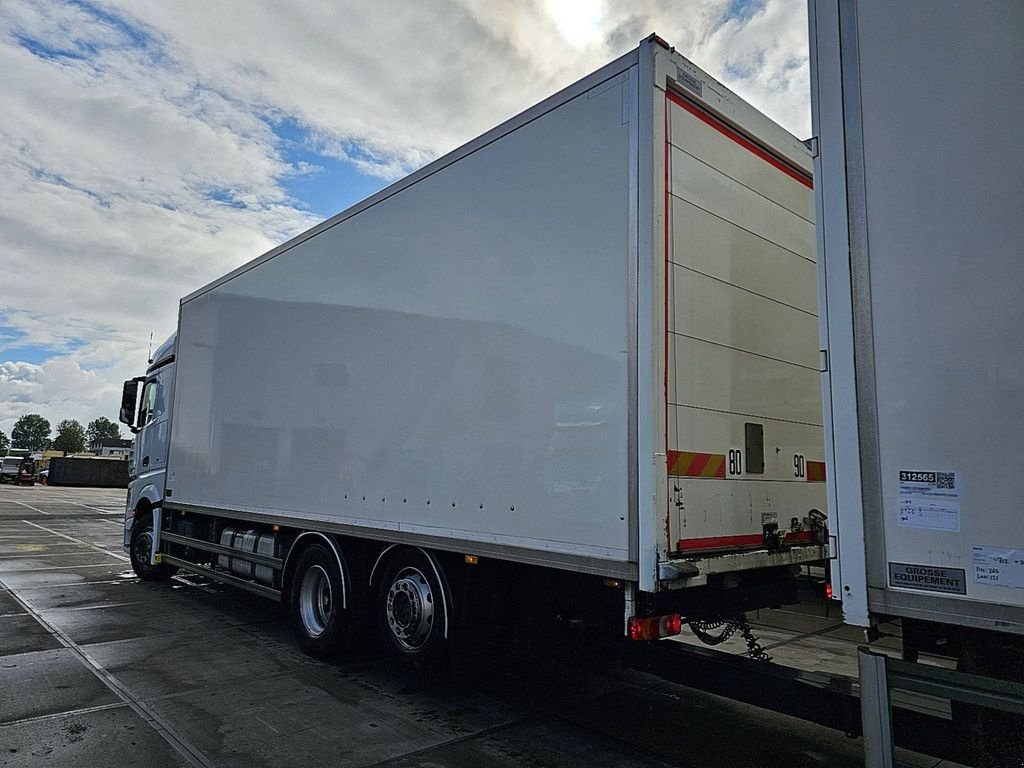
left=810, top=1, right=1024, bottom=763
left=120, top=36, right=825, bottom=666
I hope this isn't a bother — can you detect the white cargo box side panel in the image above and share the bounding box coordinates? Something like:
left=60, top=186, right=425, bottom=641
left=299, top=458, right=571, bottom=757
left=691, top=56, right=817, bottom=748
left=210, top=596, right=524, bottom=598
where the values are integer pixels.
left=651, top=47, right=823, bottom=559
left=168, top=68, right=637, bottom=575
left=812, top=0, right=1024, bottom=632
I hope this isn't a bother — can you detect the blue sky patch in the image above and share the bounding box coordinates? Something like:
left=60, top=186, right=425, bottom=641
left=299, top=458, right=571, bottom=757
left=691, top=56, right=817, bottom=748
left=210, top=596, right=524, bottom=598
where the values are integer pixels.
left=0, top=325, right=87, bottom=365
left=274, top=117, right=387, bottom=219
left=727, top=0, right=766, bottom=21
left=13, top=0, right=155, bottom=63
left=1, top=344, right=62, bottom=365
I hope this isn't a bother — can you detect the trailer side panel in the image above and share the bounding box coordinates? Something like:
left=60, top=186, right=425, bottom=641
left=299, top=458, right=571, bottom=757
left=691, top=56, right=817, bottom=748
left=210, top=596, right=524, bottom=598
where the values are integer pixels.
left=168, top=70, right=636, bottom=571
left=812, top=0, right=1024, bottom=631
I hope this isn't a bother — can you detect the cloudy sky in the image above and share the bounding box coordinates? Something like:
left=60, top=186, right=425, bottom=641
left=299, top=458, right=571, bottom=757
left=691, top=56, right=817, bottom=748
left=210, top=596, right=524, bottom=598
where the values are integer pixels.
left=0, top=0, right=810, bottom=440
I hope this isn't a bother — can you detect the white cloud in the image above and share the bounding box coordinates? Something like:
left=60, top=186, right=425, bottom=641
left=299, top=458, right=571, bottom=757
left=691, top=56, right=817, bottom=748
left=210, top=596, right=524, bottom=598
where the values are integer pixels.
left=0, top=0, right=810, bottom=437
left=0, top=356, right=134, bottom=436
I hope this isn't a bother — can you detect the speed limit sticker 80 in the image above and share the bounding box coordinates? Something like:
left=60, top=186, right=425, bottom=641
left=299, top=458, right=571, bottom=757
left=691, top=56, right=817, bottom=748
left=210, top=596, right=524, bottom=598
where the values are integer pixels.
left=727, top=448, right=743, bottom=477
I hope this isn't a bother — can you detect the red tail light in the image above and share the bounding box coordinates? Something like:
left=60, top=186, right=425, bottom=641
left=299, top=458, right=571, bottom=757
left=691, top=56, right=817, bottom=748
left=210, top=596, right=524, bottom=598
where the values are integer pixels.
left=825, top=581, right=834, bottom=600
left=628, top=613, right=683, bottom=641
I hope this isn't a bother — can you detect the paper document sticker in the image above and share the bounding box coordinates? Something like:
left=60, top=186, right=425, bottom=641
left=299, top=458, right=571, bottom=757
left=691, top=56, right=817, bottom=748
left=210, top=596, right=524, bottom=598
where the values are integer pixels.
left=973, top=546, right=1024, bottom=589
left=897, top=470, right=960, bottom=532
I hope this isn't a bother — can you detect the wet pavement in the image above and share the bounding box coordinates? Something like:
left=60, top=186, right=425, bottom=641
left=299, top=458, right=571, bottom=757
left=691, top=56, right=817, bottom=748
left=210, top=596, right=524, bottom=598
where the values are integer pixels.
left=0, top=485, right=954, bottom=767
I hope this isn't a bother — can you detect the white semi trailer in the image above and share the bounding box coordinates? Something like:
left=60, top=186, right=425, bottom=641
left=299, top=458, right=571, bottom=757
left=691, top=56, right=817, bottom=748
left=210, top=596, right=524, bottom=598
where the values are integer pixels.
left=120, top=37, right=826, bottom=666
left=809, top=1, right=1024, bottom=763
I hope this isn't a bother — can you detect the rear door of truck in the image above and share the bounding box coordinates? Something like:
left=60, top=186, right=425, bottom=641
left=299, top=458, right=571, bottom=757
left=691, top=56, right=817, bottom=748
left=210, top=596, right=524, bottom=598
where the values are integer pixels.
left=652, top=49, right=825, bottom=576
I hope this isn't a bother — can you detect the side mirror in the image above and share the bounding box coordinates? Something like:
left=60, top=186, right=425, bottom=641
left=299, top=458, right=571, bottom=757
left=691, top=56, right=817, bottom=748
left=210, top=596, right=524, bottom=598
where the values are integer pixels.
left=119, top=378, right=144, bottom=433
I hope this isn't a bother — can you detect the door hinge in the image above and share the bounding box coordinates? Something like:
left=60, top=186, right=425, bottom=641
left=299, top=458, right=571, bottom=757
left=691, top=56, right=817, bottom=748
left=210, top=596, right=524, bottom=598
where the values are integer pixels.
left=819, top=349, right=829, bottom=372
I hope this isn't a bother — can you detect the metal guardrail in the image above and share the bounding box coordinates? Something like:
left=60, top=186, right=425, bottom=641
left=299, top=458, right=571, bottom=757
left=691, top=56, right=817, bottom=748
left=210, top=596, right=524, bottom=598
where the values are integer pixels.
left=858, top=647, right=1024, bottom=767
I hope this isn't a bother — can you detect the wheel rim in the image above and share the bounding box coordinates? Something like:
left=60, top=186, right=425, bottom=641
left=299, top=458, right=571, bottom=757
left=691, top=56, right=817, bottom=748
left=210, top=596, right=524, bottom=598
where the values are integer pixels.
left=299, top=565, right=333, bottom=638
left=385, top=567, right=434, bottom=650
left=133, top=530, right=153, bottom=566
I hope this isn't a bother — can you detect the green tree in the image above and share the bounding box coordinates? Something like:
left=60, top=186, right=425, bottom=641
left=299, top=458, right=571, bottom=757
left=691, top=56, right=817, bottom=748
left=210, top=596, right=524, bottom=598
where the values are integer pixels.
left=86, top=417, right=121, bottom=444
left=52, top=419, right=86, bottom=455
left=11, top=414, right=51, bottom=451
left=0, top=431, right=9, bottom=455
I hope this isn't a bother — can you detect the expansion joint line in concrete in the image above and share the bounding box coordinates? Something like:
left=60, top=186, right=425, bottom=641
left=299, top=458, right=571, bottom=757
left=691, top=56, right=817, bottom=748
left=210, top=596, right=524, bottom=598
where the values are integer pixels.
left=0, top=578, right=216, bottom=768
left=19, top=519, right=130, bottom=562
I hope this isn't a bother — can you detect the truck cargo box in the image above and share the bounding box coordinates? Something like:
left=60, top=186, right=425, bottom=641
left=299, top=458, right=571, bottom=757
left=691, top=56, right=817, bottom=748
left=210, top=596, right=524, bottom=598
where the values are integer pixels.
left=810, top=1, right=1024, bottom=634
left=164, top=38, right=825, bottom=595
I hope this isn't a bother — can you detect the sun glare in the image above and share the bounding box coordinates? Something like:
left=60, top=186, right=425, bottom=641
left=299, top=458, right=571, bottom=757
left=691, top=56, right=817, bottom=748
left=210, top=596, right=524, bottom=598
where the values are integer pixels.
left=546, top=0, right=604, bottom=49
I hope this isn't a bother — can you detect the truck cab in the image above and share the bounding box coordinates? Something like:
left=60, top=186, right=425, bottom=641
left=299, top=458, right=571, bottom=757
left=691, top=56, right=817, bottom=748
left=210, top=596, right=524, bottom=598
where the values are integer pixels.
left=119, top=333, right=176, bottom=551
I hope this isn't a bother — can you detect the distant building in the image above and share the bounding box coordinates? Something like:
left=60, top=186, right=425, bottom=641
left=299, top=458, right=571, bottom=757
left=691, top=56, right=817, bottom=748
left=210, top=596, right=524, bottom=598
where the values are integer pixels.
left=88, top=438, right=133, bottom=459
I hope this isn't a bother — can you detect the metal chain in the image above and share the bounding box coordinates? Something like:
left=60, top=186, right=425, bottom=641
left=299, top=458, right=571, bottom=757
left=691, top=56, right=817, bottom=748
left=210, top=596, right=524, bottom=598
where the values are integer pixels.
left=735, top=615, right=773, bottom=662
left=688, top=614, right=773, bottom=662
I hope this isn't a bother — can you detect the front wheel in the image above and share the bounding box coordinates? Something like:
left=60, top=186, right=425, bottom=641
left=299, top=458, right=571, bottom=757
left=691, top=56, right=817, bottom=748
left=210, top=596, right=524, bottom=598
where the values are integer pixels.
left=129, top=518, right=177, bottom=581
left=377, top=549, right=451, bottom=671
left=289, top=542, right=349, bottom=659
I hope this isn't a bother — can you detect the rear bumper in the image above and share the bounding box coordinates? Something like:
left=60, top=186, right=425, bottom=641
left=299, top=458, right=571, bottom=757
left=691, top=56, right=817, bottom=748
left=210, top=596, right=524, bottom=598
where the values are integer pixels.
left=657, top=543, right=828, bottom=589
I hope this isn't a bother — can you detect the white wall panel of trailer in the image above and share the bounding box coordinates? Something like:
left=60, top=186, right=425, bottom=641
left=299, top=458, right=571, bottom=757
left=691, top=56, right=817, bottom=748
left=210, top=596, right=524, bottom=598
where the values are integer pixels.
left=810, top=0, right=1024, bottom=632
left=168, top=54, right=642, bottom=580
left=652, top=47, right=825, bottom=557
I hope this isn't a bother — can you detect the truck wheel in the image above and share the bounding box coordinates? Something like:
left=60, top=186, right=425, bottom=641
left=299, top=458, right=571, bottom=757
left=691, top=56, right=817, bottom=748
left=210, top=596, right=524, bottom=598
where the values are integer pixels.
left=129, top=519, right=178, bottom=581
left=290, top=543, right=348, bottom=659
left=377, top=549, right=450, bottom=670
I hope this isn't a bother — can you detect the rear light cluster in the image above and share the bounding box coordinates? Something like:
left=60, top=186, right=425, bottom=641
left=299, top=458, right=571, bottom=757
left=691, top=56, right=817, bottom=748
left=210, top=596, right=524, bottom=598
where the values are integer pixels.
left=628, top=613, right=682, bottom=641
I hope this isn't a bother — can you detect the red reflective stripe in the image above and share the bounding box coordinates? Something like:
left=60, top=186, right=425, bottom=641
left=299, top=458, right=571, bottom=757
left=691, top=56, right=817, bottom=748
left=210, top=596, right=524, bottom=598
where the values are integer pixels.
left=706, top=454, right=727, bottom=479
left=680, top=534, right=762, bottom=551
left=687, top=452, right=711, bottom=477
left=668, top=450, right=728, bottom=478
left=679, top=529, right=818, bottom=552
left=806, top=461, right=826, bottom=483
left=665, top=89, right=813, bottom=190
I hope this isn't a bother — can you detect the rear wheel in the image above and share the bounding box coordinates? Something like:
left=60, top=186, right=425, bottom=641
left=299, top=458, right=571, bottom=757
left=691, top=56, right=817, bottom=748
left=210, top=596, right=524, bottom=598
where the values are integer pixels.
left=129, top=518, right=177, bottom=581
left=377, top=549, right=450, bottom=670
left=290, top=542, right=348, bottom=659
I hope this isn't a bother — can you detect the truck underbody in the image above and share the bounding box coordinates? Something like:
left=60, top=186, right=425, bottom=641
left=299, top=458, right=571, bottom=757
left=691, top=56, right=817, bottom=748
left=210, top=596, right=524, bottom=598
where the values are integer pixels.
left=130, top=504, right=822, bottom=662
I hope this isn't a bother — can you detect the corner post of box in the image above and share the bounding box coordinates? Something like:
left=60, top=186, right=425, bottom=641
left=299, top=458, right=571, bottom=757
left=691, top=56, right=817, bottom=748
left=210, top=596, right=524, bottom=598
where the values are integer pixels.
left=634, top=35, right=662, bottom=592
left=857, top=647, right=894, bottom=768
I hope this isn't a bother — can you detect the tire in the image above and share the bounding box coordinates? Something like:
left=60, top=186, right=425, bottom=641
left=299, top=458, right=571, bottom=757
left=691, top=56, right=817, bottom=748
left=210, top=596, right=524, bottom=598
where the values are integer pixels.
left=377, top=549, right=451, bottom=671
left=289, top=542, right=348, bottom=659
left=129, top=517, right=178, bottom=581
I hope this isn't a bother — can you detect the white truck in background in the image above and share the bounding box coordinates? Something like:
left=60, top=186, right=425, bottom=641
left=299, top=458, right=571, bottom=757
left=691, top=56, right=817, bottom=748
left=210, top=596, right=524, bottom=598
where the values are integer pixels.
left=120, top=36, right=826, bottom=667
left=810, top=1, right=1024, bottom=763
